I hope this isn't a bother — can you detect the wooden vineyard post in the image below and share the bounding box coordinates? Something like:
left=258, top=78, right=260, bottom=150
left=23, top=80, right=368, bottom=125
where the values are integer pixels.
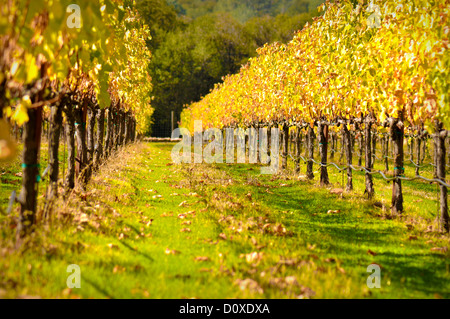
left=65, top=106, right=76, bottom=192
left=409, top=135, right=414, bottom=163
left=364, top=116, right=374, bottom=198
left=435, top=121, right=449, bottom=233
left=372, top=130, right=377, bottom=161
left=384, top=134, right=389, bottom=172
left=306, top=125, right=315, bottom=180
left=282, top=123, right=289, bottom=170
left=356, top=123, right=363, bottom=167
left=120, top=110, right=125, bottom=146
left=86, top=104, right=96, bottom=181
left=447, top=135, right=450, bottom=168
left=422, top=132, right=427, bottom=168
left=94, top=108, right=105, bottom=169
left=294, top=126, right=301, bottom=174
left=415, top=127, right=422, bottom=176
left=18, top=105, right=43, bottom=236
left=342, top=121, right=353, bottom=191
left=318, top=121, right=329, bottom=186
left=44, top=101, right=63, bottom=216
left=338, top=130, right=344, bottom=163
left=87, top=105, right=95, bottom=164
left=123, top=112, right=128, bottom=146
left=433, top=132, right=438, bottom=179
left=132, top=117, right=137, bottom=142
left=255, top=123, right=260, bottom=164
left=330, top=131, right=335, bottom=160
left=105, top=107, right=113, bottom=156
left=390, top=115, right=404, bottom=215
left=75, top=103, right=88, bottom=189
left=114, top=109, right=120, bottom=150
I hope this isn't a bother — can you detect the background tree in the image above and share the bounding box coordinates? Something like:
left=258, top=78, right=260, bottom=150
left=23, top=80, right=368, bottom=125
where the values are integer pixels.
left=137, top=0, right=322, bottom=136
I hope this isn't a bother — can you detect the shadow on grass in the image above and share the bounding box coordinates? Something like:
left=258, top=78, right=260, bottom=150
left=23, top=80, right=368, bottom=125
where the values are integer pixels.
left=221, top=163, right=450, bottom=298
left=119, top=240, right=155, bottom=263
left=83, top=276, right=116, bottom=299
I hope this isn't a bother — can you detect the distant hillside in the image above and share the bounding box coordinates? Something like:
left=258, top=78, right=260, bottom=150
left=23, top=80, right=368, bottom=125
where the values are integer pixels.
left=167, top=0, right=324, bottom=22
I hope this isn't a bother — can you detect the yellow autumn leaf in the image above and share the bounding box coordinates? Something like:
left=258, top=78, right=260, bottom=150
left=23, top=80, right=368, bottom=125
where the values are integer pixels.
left=12, top=96, right=31, bottom=126
left=0, top=119, right=17, bottom=162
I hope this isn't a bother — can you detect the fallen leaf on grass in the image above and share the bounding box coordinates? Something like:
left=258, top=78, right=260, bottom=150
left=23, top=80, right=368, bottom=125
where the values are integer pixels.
left=161, top=212, right=173, bottom=217
left=75, top=225, right=85, bottom=233
left=122, top=226, right=131, bottom=233
left=284, top=276, right=298, bottom=286
left=90, top=221, right=100, bottom=229
left=199, top=268, right=212, bottom=272
left=327, top=210, right=341, bottom=214
left=107, top=243, right=119, bottom=250
left=178, top=201, right=188, bottom=207
left=74, top=213, right=89, bottom=225
left=178, top=214, right=187, bottom=219
left=408, top=236, right=418, bottom=240
left=118, top=233, right=128, bottom=240
left=62, top=288, right=72, bottom=297
left=431, top=247, right=448, bottom=253
left=330, top=188, right=344, bottom=195
left=194, top=256, right=210, bottom=262
left=165, top=248, right=180, bottom=255
left=131, top=289, right=150, bottom=298
left=262, top=223, right=291, bottom=236
left=113, top=265, right=126, bottom=274
left=180, top=228, right=191, bottom=233
left=205, top=239, right=219, bottom=245
left=188, top=192, right=200, bottom=197
left=297, top=286, right=316, bottom=299
left=273, top=224, right=288, bottom=235
left=337, top=266, right=346, bottom=274
left=182, top=221, right=192, bottom=225
left=245, top=252, right=263, bottom=264
left=235, top=279, right=264, bottom=295
left=367, top=249, right=377, bottom=256
left=112, top=210, right=122, bottom=218
left=17, top=295, right=41, bottom=299
left=219, top=233, right=227, bottom=240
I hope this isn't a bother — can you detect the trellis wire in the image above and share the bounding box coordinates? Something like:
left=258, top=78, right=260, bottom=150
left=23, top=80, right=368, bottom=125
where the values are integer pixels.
left=287, top=153, right=450, bottom=188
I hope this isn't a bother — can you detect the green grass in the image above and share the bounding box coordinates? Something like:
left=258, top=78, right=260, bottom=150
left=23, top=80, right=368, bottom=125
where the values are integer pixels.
left=0, top=140, right=70, bottom=209
left=0, top=141, right=449, bottom=299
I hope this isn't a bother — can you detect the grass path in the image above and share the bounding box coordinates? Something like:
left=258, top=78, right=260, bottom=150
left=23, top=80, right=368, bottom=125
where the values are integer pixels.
left=0, top=142, right=449, bottom=299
